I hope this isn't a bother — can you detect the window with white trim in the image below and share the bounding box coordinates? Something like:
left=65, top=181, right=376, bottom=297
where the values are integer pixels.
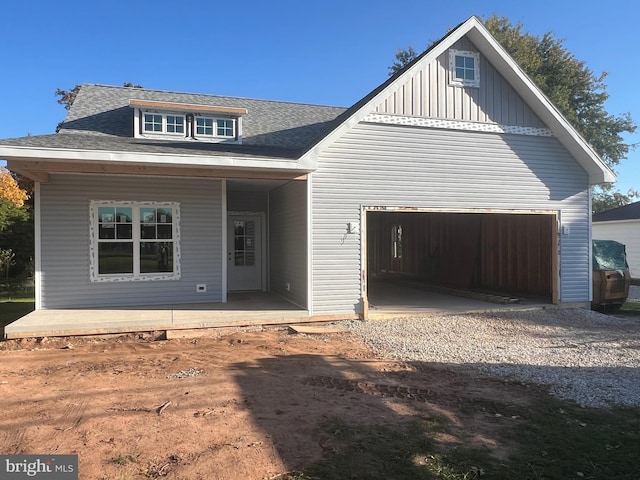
left=448, top=49, right=480, bottom=88
left=195, top=116, right=235, bottom=139
left=90, top=201, right=181, bottom=282
left=143, top=113, right=185, bottom=135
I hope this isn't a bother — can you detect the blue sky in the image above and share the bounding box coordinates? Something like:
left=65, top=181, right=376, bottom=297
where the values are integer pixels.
left=2, top=0, right=639, bottom=193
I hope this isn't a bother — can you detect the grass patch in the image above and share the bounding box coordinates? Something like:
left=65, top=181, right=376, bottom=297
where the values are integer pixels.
left=277, top=416, right=497, bottom=480
left=276, top=396, right=640, bottom=479
left=617, top=300, right=640, bottom=315
left=0, top=299, right=34, bottom=327
left=0, top=282, right=34, bottom=327
left=502, top=398, right=640, bottom=479
left=111, top=454, right=138, bottom=466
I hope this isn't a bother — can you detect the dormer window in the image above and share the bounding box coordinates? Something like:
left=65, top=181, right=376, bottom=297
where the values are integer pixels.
left=130, top=99, right=246, bottom=144
left=166, top=115, right=185, bottom=134
left=195, top=117, right=235, bottom=138
left=143, top=113, right=185, bottom=135
left=449, top=49, right=480, bottom=88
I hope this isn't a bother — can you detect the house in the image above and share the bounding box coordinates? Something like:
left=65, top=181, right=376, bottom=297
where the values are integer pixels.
left=593, top=201, right=640, bottom=278
left=0, top=17, right=614, bottom=337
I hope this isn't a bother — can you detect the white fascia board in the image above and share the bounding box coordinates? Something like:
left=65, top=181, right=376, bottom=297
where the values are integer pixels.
left=299, top=16, right=615, bottom=185
left=0, top=145, right=310, bottom=172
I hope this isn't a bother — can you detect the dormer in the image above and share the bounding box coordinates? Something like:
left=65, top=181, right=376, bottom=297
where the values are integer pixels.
left=129, top=99, right=247, bottom=144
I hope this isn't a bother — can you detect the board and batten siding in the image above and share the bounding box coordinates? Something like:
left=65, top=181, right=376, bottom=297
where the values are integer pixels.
left=39, top=174, right=223, bottom=308
left=269, top=180, right=308, bottom=307
left=592, top=221, right=640, bottom=278
left=311, top=122, right=591, bottom=316
left=375, top=38, right=545, bottom=128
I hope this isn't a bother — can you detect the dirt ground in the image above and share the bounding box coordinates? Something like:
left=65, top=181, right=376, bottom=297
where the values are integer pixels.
left=0, top=327, right=544, bottom=480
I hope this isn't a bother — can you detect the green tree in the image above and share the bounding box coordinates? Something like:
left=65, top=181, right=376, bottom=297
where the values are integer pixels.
left=0, top=248, right=16, bottom=284
left=0, top=169, right=33, bottom=280
left=390, top=15, right=637, bottom=213
left=389, top=46, right=417, bottom=76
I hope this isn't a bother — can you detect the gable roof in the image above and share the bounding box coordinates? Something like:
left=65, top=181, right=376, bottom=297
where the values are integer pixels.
left=298, top=16, right=615, bottom=184
left=0, top=16, right=615, bottom=185
left=593, top=201, right=640, bottom=222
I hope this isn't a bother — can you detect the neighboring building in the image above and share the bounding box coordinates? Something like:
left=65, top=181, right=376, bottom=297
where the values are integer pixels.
left=593, top=202, right=640, bottom=278
left=0, top=17, right=614, bottom=331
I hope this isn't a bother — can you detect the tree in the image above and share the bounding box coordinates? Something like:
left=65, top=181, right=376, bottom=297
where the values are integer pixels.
left=0, top=248, right=15, bottom=284
left=390, top=15, right=637, bottom=213
left=389, top=46, right=417, bottom=76
left=55, top=85, right=81, bottom=111
left=0, top=169, right=31, bottom=280
left=0, top=167, right=29, bottom=207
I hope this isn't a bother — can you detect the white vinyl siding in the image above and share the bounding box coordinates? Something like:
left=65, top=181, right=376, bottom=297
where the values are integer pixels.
left=269, top=181, right=308, bottom=307
left=39, top=174, right=223, bottom=308
left=375, top=38, right=545, bottom=128
left=311, top=122, right=590, bottom=316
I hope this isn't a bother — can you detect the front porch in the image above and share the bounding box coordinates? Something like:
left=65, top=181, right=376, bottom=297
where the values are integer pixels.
left=3, top=282, right=557, bottom=340
left=4, top=292, right=310, bottom=339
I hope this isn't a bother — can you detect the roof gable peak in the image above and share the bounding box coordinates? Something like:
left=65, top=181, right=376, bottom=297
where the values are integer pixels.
left=298, top=16, right=614, bottom=185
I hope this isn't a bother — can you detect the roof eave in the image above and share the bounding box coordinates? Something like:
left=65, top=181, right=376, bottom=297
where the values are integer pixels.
left=0, top=145, right=313, bottom=182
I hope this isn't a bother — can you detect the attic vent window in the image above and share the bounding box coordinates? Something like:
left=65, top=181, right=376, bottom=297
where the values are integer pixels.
left=449, top=49, right=480, bottom=88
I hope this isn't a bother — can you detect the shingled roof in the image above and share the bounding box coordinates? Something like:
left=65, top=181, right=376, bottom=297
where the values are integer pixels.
left=0, top=84, right=347, bottom=160
left=592, top=201, right=640, bottom=222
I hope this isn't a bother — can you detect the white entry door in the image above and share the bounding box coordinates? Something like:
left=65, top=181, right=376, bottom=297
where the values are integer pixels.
left=227, top=215, right=262, bottom=291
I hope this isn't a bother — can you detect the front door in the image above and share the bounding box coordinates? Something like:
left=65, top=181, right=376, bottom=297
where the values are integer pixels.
left=227, top=214, right=262, bottom=291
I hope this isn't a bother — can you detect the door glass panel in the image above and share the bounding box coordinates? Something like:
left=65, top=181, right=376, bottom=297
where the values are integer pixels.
left=233, top=220, right=255, bottom=267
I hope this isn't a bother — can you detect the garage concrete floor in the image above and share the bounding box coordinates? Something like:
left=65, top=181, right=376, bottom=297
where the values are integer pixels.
left=366, top=279, right=553, bottom=317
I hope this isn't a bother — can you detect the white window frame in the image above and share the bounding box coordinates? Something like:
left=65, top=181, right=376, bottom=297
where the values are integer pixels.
left=165, top=114, right=185, bottom=134
left=89, top=201, right=181, bottom=282
left=194, top=115, right=236, bottom=140
left=142, top=112, right=186, bottom=136
left=448, top=49, right=480, bottom=88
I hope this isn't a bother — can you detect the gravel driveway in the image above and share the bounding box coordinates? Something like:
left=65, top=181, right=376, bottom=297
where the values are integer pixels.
left=345, top=308, right=640, bottom=408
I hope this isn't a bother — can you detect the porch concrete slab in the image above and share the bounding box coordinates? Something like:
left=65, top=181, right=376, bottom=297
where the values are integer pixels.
left=4, top=292, right=309, bottom=339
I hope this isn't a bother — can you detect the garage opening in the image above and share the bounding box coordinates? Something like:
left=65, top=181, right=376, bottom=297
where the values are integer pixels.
left=364, top=210, right=558, bottom=313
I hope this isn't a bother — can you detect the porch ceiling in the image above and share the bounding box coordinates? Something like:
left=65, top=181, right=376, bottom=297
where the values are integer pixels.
left=7, top=158, right=309, bottom=183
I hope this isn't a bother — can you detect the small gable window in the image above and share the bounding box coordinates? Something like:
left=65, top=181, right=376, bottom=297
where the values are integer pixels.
left=449, top=50, right=480, bottom=88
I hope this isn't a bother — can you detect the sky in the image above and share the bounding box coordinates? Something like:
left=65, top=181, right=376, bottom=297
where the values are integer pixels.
left=1, top=0, right=639, bottom=193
